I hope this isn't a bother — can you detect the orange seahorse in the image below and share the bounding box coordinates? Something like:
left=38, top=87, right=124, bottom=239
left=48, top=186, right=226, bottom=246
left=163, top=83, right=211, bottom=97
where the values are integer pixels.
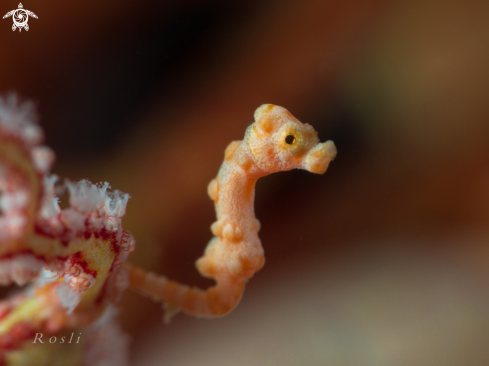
left=125, top=104, right=337, bottom=319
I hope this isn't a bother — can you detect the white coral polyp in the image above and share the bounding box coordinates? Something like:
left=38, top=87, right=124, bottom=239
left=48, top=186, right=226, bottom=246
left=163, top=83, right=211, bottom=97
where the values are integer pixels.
left=0, top=214, right=28, bottom=239
left=68, top=273, right=95, bottom=292
left=49, top=180, right=130, bottom=236
left=11, top=255, right=45, bottom=285
left=36, top=268, right=61, bottom=287
left=56, top=282, right=82, bottom=314
left=67, top=180, right=108, bottom=215
left=104, top=191, right=129, bottom=222
left=0, top=94, right=43, bottom=148
left=66, top=263, right=83, bottom=277
left=0, top=254, right=44, bottom=286
left=0, top=190, right=29, bottom=211
left=31, top=146, right=55, bottom=174
left=0, top=178, right=31, bottom=240
left=38, top=175, right=61, bottom=221
left=55, top=267, right=95, bottom=312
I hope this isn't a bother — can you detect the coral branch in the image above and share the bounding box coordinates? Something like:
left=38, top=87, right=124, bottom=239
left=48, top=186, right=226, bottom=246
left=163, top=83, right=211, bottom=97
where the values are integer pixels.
left=0, top=95, right=134, bottom=362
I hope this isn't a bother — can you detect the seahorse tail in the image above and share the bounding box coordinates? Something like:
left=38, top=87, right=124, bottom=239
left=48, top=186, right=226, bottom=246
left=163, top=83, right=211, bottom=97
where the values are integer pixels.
left=123, top=263, right=245, bottom=319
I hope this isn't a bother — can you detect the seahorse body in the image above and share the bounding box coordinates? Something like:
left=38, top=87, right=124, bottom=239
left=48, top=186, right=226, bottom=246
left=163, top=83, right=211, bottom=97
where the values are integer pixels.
left=126, top=104, right=337, bottom=318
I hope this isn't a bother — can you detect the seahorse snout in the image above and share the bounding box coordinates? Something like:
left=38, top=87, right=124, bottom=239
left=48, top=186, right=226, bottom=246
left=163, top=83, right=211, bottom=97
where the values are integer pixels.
left=304, top=140, right=337, bottom=174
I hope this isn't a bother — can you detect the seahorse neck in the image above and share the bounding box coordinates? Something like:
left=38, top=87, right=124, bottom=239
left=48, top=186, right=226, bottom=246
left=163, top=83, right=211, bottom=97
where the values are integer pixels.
left=215, top=161, right=258, bottom=226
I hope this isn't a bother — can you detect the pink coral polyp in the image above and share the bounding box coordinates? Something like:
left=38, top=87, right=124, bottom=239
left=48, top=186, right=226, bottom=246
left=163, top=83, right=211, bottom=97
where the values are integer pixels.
left=0, top=95, right=134, bottom=361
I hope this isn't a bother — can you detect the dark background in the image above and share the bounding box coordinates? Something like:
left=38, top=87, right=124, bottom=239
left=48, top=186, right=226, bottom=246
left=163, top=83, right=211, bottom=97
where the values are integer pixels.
left=2, top=0, right=489, bottom=364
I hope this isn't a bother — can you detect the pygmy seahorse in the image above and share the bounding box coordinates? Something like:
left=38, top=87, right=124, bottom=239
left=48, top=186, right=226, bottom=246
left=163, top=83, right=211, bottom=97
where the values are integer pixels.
left=125, top=104, right=337, bottom=319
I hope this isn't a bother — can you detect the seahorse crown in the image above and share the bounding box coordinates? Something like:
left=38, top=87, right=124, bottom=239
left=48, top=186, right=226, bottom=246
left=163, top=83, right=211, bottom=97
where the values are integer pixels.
left=246, top=104, right=336, bottom=174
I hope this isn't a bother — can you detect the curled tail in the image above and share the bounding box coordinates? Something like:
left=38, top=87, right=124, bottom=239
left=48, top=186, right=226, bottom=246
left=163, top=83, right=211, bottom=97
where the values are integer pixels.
left=124, top=263, right=245, bottom=321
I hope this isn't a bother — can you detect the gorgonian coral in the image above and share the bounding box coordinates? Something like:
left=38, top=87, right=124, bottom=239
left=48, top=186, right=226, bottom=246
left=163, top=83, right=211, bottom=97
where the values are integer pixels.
left=0, top=95, right=132, bottom=365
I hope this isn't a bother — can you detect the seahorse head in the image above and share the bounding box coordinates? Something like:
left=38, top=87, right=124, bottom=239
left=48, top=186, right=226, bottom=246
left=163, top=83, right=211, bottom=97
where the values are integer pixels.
left=245, top=104, right=336, bottom=174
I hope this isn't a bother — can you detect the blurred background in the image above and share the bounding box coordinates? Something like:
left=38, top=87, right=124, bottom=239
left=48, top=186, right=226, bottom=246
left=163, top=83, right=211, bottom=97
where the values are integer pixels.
left=2, top=0, right=489, bottom=364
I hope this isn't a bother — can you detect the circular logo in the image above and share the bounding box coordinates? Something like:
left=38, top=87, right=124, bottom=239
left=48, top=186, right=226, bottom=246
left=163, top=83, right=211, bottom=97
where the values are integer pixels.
left=12, top=9, right=28, bottom=28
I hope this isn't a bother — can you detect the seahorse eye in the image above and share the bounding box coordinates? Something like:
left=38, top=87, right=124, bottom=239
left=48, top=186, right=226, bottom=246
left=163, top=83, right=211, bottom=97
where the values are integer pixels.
left=285, top=135, right=296, bottom=145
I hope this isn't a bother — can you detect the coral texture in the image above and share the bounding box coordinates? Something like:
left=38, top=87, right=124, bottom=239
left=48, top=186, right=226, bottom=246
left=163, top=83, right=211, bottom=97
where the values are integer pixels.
left=0, top=95, right=133, bottom=364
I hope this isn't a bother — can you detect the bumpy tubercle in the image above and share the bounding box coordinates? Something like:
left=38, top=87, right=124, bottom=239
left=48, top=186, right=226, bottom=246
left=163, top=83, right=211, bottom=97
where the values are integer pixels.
left=124, top=104, right=337, bottom=319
